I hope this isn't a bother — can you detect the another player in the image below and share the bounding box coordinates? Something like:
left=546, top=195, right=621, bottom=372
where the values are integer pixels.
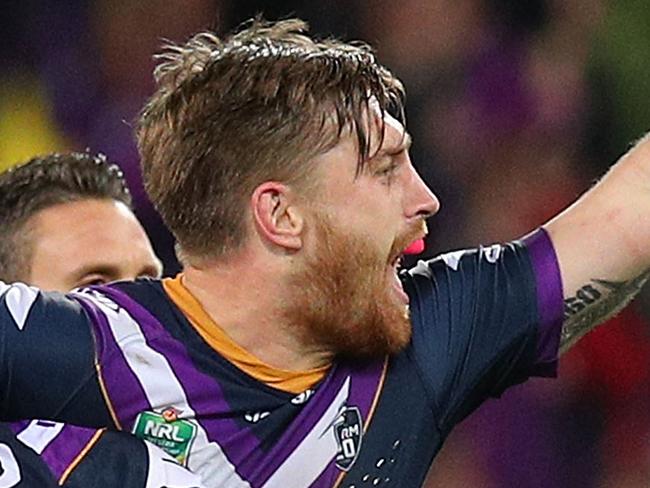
left=0, top=153, right=203, bottom=487
left=0, top=20, right=649, bottom=487
left=0, top=152, right=162, bottom=290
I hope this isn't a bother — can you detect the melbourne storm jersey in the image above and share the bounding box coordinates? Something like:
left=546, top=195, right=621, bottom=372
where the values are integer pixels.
left=0, top=422, right=205, bottom=487
left=0, top=230, right=563, bottom=487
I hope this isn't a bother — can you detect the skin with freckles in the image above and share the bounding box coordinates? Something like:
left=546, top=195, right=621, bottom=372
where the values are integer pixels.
left=27, top=199, right=162, bottom=291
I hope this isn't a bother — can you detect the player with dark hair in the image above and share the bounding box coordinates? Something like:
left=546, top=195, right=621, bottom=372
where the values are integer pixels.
left=0, top=152, right=161, bottom=289
left=0, top=153, right=203, bottom=487
left=0, top=19, right=649, bottom=487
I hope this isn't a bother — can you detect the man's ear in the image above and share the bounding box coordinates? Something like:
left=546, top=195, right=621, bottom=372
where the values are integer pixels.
left=251, top=182, right=304, bottom=251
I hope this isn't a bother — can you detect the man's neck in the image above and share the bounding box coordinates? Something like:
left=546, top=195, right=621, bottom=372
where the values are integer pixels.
left=181, top=254, right=331, bottom=372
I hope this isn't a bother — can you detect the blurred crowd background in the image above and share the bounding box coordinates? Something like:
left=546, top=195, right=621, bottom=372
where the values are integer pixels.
left=1, top=0, right=649, bottom=486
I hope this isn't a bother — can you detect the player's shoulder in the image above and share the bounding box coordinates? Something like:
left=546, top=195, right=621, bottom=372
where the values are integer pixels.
left=70, top=278, right=174, bottom=327
left=402, top=241, right=529, bottom=291
left=72, top=277, right=193, bottom=346
left=400, top=240, right=535, bottom=343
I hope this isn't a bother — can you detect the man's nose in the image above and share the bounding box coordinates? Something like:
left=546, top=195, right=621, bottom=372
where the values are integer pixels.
left=405, top=165, right=440, bottom=220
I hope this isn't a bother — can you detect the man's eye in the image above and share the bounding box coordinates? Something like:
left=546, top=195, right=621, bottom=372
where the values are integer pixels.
left=78, top=277, right=108, bottom=287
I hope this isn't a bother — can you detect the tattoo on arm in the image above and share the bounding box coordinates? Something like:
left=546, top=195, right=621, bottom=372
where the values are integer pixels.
left=559, top=271, right=650, bottom=354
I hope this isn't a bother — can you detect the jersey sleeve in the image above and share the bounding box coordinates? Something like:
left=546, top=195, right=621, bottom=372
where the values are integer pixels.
left=402, top=229, right=564, bottom=432
left=5, top=421, right=205, bottom=488
left=0, top=282, right=112, bottom=426
left=0, top=423, right=59, bottom=487
left=63, top=430, right=206, bottom=488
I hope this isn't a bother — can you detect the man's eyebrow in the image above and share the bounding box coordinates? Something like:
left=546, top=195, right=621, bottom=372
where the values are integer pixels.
left=366, top=132, right=412, bottom=166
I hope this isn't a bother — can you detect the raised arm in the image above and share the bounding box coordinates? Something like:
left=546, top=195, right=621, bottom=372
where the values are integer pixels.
left=543, top=134, right=650, bottom=353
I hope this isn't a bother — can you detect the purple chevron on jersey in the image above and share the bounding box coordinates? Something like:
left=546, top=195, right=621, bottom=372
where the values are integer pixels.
left=248, top=357, right=385, bottom=486
left=282, top=358, right=387, bottom=488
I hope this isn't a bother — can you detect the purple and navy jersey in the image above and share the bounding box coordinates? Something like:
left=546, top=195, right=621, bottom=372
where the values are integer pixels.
left=0, top=423, right=59, bottom=487
left=0, top=422, right=205, bottom=487
left=0, top=229, right=563, bottom=487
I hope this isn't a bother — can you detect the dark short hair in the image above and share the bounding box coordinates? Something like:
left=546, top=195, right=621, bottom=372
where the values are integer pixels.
left=137, top=18, right=405, bottom=262
left=0, top=152, right=132, bottom=281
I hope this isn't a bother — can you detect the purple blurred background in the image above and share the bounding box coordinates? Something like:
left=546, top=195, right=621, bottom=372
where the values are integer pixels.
left=2, top=1, right=650, bottom=485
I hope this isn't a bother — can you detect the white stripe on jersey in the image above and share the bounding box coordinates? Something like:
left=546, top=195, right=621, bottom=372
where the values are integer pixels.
left=262, top=377, right=350, bottom=488
left=144, top=440, right=206, bottom=488
left=16, top=420, right=65, bottom=454
left=76, top=290, right=250, bottom=488
left=0, top=443, right=21, bottom=487
left=3, top=283, right=39, bottom=331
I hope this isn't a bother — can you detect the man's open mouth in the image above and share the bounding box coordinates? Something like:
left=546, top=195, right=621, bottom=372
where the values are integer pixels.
left=387, top=238, right=426, bottom=305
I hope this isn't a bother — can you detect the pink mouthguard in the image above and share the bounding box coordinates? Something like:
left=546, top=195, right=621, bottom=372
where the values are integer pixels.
left=403, top=238, right=425, bottom=255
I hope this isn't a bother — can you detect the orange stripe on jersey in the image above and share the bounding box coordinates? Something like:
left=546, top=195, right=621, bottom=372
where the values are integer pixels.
left=163, top=274, right=328, bottom=394
left=95, top=361, right=122, bottom=430
left=58, top=429, right=105, bottom=485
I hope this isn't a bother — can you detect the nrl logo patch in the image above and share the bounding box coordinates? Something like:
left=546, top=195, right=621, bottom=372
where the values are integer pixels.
left=132, top=409, right=197, bottom=466
left=333, top=406, right=363, bottom=471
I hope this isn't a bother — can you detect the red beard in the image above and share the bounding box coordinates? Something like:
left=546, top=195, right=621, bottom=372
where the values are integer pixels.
left=283, top=216, right=424, bottom=360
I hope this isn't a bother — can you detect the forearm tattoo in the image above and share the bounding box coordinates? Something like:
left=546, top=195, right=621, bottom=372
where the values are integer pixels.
left=559, top=271, right=650, bottom=354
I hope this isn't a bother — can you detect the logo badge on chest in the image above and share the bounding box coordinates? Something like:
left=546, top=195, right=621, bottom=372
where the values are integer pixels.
left=333, top=406, right=363, bottom=471
left=132, top=409, right=197, bottom=466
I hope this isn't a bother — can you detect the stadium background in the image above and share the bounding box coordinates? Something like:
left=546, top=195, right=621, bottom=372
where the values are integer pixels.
left=1, top=0, right=649, bottom=486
